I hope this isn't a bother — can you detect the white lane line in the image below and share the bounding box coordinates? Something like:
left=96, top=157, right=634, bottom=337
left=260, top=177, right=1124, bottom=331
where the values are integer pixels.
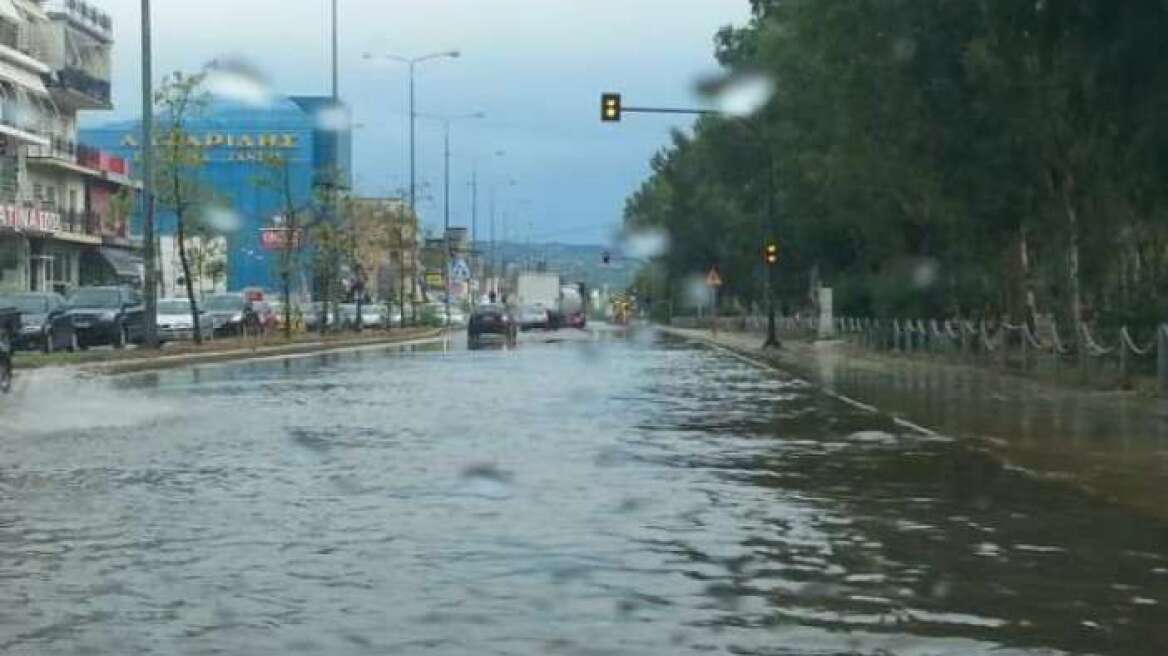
left=678, top=331, right=942, bottom=438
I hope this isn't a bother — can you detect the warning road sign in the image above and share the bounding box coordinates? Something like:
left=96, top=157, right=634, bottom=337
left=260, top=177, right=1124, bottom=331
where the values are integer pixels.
left=706, top=267, right=723, bottom=287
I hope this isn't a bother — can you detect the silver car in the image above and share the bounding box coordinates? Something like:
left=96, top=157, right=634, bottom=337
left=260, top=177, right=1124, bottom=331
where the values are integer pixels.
left=156, top=298, right=214, bottom=342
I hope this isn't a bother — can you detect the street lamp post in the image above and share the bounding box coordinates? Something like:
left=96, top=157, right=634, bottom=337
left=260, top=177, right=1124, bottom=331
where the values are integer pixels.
left=363, top=49, right=460, bottom=326
left=419, top=112, right=484, bottom=327
left=140, top=0, right=157, bottom=348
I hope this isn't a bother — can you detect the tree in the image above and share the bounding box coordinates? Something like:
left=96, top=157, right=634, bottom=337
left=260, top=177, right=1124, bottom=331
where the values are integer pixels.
left=153, top=71, right=215, bottom=345
left=257, top=153, right=308, bottom=339
left=624, top=0, right=1168, bottom=338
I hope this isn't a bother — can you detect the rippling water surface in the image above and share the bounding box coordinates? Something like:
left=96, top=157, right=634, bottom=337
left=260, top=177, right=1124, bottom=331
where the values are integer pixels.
left=1, top=330, right=1166, bottom=655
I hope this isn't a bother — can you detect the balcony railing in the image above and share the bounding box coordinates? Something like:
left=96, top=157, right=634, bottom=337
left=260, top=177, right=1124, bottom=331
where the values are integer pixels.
left=26, top=136, right=77, bottom=161
left=57, top=209, right=101, bottom=236
left=44, top=67, right=111, bottom=106
left=27, top=138, right=130, bottom=177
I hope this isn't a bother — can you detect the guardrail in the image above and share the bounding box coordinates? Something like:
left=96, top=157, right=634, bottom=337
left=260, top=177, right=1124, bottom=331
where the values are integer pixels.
left=670, top=314, right=1168, bottom=394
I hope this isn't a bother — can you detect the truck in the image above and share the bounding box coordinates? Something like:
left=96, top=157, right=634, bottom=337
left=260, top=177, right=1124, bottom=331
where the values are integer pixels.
left=559, top=284, right=586, bottom=329
left=514, top=272, right=561, bottom=329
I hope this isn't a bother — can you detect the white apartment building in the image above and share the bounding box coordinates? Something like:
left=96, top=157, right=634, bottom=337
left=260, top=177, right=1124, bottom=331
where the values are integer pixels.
left=0, top=0, right=139, bottom=296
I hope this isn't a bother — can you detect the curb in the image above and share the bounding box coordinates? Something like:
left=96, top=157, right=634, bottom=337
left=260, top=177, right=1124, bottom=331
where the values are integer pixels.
left=19, top=329, right=446, bottom=378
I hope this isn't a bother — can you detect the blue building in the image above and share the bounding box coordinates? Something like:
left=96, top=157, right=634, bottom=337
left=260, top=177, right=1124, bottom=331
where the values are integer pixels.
left=81, top=95, right=352, bottom=293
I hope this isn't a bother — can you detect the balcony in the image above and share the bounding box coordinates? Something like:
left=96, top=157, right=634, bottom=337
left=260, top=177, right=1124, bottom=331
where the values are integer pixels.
left=43, top=66, right=110, bottom=109
left=57, top=209, right=100, bottom=236
left=27, top=138, right=135, bottom=187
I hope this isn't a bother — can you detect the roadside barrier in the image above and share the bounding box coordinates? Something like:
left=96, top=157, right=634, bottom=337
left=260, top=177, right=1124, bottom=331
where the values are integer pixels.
left=669, top=313, right=1168, bottom=394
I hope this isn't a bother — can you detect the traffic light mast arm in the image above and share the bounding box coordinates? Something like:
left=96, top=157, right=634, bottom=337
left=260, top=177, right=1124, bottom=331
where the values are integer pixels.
left=623, top=106, right=719, bottom=116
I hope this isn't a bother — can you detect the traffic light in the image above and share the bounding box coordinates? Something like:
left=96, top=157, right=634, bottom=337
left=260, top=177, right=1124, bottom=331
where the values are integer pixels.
left=601, top=93, right=622, bottom=122
left=763, top=242, right=779, bottom=266
left=602, top=250, right=611, bottom=264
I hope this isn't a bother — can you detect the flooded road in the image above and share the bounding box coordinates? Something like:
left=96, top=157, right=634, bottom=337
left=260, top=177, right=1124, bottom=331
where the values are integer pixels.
left=2, top=328, right=1166, bottom=655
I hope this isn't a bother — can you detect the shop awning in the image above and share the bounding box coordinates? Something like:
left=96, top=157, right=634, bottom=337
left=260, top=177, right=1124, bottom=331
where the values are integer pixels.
left=97, top=247, right=142, bottom=278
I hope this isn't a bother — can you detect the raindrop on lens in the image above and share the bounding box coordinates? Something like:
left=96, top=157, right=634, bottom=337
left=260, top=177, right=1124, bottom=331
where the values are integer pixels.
left=204, top=57, right=274, bottom=107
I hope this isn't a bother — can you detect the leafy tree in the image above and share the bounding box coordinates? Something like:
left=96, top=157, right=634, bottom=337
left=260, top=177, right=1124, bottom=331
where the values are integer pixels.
left=153, top=71, right=215, bottom=345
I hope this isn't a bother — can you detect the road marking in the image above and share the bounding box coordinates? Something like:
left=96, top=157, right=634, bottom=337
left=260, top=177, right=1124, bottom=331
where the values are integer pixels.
left=673, top=329, right=943, bottom=439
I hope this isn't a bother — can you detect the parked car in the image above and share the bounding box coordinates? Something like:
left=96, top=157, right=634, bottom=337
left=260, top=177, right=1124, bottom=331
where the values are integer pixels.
left=204, top=293, right=248, bottom=336
left=0, top=305, right=18, bottom=393
left=156, top=298, right=214, bottom=343
left=387, top=304, right=403, bottom=327
left=303, top=302, right=341, bottom=331
left=0, top=292, right=77, bottom=353
left=468, top=303, right=517, bottom=348
left=65, top=286, right=144, bottom=349
left=338, top=302, right=388, bottom=330
left=269, top=299, right=298, bottom=330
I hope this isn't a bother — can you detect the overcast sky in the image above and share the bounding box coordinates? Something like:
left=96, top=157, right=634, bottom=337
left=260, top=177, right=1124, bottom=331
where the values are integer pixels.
left=90, top=0, right=751, bottom=244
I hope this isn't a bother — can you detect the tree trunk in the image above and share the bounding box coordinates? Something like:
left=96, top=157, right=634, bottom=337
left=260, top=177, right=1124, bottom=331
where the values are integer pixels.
left=1060, top=171, right=1084, bottom=357
left=1019, top=226, right=1039, bottom=328
left=282, top=272, right=292, bottom=340
left=176, top=215, right=202, bottom=346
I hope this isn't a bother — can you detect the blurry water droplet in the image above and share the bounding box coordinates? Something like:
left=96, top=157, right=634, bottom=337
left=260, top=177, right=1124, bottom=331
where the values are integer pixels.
left=201, top=206, right=242, bottom=233
left=620, top=227, right=670, bottom=259
left=458, top=463, right=514, bottom=499
left=682, top=274, right=710, bottom=309
left=931, top=579, right=952, bottom=599
left=893, top=37, right=918, bottom=62
left=696, top=70, right=776, bottom=117
left=912, top=258, right=939, bottom=289
left=315, top=105, right=352, bottom=133
left=204, top=57, right=274, bottom=107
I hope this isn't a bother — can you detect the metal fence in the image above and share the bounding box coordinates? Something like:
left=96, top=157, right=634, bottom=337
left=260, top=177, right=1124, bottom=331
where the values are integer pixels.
left=670, top=314, right=1168, bottom=393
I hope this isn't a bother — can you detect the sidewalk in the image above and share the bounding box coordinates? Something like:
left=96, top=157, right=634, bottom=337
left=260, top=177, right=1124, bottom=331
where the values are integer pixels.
left=664, top=326, right=1168, bottom=520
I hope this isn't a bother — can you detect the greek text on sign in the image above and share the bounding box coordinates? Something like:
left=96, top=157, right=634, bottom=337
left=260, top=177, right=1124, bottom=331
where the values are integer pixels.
left=0, top=205, right=63, bottom=233
left=259, top=227, right=301, bottom=250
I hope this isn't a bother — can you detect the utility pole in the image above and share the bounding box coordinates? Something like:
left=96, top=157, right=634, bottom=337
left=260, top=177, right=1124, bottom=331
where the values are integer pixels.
left=470, top=166, right=477, bottom=306
left=331, top=0, right=338, bottom=99
left=489, top=185, right=496, bottom=297
left=140, top=0, right=157, bottom=348
left=443, top=120, right=451, bottom=328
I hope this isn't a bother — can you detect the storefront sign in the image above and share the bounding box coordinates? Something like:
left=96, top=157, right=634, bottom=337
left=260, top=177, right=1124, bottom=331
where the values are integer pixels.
left=0, top=205, right=63, bottom=233
left=259, top=227, right=301, bottom=250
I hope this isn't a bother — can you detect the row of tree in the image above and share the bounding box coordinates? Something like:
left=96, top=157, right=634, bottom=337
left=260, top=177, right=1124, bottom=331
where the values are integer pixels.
left=149, top=71, right=415, bottom=344
left=625, top=0, right=1168, bottom=342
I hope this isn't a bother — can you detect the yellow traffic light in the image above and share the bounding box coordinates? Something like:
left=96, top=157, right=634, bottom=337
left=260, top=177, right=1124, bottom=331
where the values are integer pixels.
left=601, top=92, right=622, bottom=122
left=764, top=242, right=778, bottom=265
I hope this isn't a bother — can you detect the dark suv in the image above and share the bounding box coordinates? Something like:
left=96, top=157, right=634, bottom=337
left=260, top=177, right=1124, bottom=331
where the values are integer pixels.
left=65, top=286, right=145, bottom=349
left=468, top=304, right=517, bottom=348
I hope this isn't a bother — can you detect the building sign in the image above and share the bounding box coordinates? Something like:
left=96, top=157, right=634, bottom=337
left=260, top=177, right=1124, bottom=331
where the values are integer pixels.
left=0, top=205, right=63, bottom=233
left=120, top=133, right=299, bottom=149
left=259, top=227, right=301, bottom=250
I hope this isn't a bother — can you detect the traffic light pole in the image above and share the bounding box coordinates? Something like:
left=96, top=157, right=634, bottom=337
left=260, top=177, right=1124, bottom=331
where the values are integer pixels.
left=763, top=147, right=781, bottom=350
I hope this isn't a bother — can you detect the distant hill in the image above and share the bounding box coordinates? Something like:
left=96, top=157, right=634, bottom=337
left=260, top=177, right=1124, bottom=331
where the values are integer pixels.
left=489, top=241, right=638, bottom=291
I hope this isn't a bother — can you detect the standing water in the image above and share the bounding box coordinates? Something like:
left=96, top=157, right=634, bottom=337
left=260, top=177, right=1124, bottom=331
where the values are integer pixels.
left=0, top=332, right=1165, bottom=655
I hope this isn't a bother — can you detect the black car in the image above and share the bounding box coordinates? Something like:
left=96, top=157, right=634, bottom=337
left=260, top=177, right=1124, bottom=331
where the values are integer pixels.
left=468, top=304, right=517, bottom=348
left=65, top=286, right=145, bottom=349
left=204, top=293, right=248, bottom=336
left=0, top=292, right=77, bottom=353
